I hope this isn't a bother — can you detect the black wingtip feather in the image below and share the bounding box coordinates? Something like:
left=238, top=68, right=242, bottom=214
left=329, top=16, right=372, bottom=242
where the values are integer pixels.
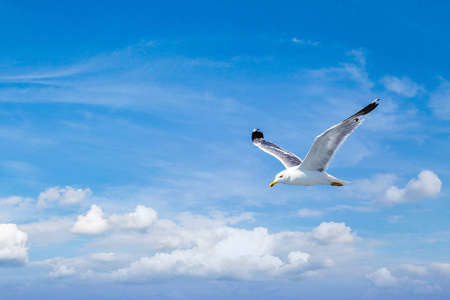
left=252, top=128, right=264, bottom=142
left=345, top=99, right=380, bottom=121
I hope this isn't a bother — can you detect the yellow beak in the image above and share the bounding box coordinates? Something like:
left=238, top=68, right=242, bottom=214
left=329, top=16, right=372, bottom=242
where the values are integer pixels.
left=269, top=180, right=279, bottom=188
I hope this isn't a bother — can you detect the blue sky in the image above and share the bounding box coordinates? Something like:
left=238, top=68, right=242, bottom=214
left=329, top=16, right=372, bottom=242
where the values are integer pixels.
left=1, top=1, right=450, bottom=299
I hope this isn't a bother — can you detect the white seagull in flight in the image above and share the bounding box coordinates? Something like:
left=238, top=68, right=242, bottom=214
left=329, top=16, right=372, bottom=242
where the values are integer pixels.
left=252, top=99, right=379, bottom=187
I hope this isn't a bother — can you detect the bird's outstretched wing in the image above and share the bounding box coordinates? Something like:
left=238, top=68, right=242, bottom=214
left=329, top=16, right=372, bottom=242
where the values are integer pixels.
left=299, top=99, right=379, bottom=172
left=252, top=129, right=302, bottom=168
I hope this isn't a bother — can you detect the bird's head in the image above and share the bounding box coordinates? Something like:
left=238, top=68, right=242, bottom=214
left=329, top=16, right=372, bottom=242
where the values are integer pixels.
left=270, top=170, right=288, bottom=187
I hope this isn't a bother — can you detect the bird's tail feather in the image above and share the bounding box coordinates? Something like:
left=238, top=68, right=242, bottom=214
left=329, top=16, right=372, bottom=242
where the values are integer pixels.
left=328, top=176, right=350, bottom=186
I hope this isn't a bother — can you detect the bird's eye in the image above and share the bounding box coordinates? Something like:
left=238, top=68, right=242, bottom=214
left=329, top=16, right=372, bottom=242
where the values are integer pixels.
left=279, top=175, right=283, bottom=178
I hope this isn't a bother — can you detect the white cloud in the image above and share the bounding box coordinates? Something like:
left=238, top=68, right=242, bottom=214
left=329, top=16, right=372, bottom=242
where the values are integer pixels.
left=0, top=196, right=27, bottom=205
left=391, top=262, right=450, bottom=279
left=291, top=37, right=319, bottom=46
left=49, top=264, right=76, bottom=278
left=367, top=263, right=449, bottom=295
left=37, top=187, right=64, bottom=206
left=429, top=78, right=450, bottom=120
left=72, top=205, right=158, bottom=235
left=366, top=267, right=398, bottom=287
left=378, top=170, right=441, bottom=206
left=297, top=208, right=323, bottom=218
left=19, top=218, right=75, bottom=246
left=43, top=209, right=363, bottom=282
left=0, top=42, right=243, bottom=118
left=71, top=205, right=109, bottom=235
left=296, top=205, right=376, bottom=219
left=347, top=173, right=399, bottom=200
left=346, top=48, right=366, bottom=67
left=397, top=264, right=428, bottom=276
left=306, top=59, right=373, bottom=90
left=108, top=205, right=158, bottom=230
left=96, top=223, right=324, bottom=281
left=309, top=222, right=358, bottom=244
left=387, top=215, right=404, bottom=223
left=328, top=205, right=377, bottom=213
left=380, top=75, right=424, bottom=97
left=0, top=223, right=28, bottom=266
left=428, top=262, right=450, bottom=277
left=37, top=186, right=92, bottom=208
left=41, top=253, right=135, bottom=279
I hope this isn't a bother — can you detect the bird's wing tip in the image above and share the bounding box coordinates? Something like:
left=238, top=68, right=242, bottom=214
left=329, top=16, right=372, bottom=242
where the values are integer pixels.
left=252, top=128, right=264, bottom=143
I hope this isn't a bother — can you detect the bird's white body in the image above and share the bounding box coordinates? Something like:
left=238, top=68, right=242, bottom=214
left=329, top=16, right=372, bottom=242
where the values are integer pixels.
left=273, top=168, right=350, bottom=187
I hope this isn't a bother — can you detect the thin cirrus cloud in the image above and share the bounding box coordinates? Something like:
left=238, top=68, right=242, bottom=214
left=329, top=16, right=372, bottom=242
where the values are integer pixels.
left=297, top=208, right=324, bottom=218
left=380, top=75, right=424, bottom=98
left=291, top=37, right=320, bottom=46
left=0, top=42, right=242, bottom=118
left=429, top=77, right=450, bottom=120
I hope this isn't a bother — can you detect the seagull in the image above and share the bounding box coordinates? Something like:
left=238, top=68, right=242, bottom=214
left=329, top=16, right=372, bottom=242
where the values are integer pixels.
left=252, top=99, right=379, bottom=187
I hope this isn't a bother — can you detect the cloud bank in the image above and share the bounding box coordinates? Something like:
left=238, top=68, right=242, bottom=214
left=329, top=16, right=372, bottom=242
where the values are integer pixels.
left=41, top=204, right=365, bottom=282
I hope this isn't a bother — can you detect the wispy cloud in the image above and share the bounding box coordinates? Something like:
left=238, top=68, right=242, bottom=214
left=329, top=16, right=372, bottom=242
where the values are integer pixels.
left=0, top=42, right=242, bottom=122
left=297, top=205, right=376, bottom=219
left=297, top=208, right=324, bottom=218
left=429, top=77, right=450, bottom=120
left=380, top=75, right=424, bottom=97
left=291, top=37, right=319, bottom=46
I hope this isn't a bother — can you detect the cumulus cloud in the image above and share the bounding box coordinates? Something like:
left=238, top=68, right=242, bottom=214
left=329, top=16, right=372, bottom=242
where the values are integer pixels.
left=108, top=205, right=158, bottom=230
left=378, top=170, right=441, bottom=206
left=71, top=205, right=109, bottom=235
left=37, top=186, right=92, bottom=208
left=71, top=205, right=158, bottom=235
left=110, top=227, right=286, bottom=281
left=309, top=222, right=358, bottom=244
left=367, top=263, right=449, bottom=295
left=0, top=223, right=28, bottom=266
left=45, top=210, right=363, bottom=282
left=380, top=75, right=424, bottom=97
left=367, top=267, right=398, bottom=287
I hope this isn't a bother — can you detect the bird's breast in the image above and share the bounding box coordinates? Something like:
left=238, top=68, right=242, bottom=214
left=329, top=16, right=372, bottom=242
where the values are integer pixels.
left=286, top=170, right=329, bottom=186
